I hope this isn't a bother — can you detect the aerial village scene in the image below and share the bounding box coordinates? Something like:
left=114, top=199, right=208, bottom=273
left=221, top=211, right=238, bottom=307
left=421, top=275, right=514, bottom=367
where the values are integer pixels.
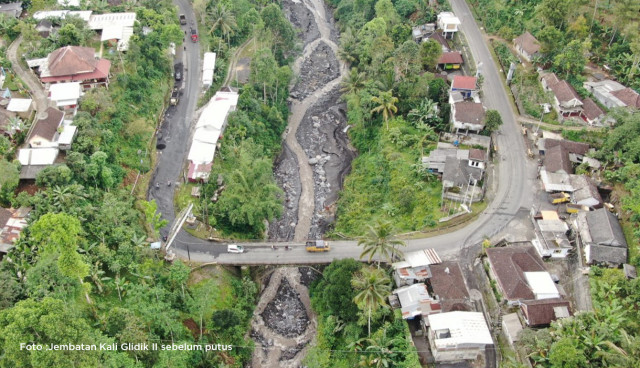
left=0, top=0, right=638, bottom=367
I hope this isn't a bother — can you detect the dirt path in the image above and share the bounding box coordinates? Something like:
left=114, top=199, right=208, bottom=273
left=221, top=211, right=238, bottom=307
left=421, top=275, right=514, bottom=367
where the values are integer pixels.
left=222, top=37, right=252, bottom=87
left=276, top=0, right=348, bottom=242
left=250, top=267, right=318, bottom=367
left=7, top=35, right=51, bottom=119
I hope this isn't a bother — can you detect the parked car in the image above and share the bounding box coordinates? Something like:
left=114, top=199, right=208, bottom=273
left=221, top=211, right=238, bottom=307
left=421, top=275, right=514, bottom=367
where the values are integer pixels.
left=305, top=240, right=330, bottom=252
left=227, top=244, right=244, bottom=253
left=190, top=28, right=198, bottom=42
left=170, top=89, right=179, bottom=105
left=179, top=14, right=187, bottom=25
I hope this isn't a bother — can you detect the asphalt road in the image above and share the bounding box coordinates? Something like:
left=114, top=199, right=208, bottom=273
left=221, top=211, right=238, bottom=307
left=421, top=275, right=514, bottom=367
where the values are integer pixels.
left=162, top=0, right=537, bottom=264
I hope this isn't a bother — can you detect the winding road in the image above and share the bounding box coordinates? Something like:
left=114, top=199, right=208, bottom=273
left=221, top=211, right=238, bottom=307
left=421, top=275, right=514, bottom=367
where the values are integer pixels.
left=157, top=0, right=537, bottom=265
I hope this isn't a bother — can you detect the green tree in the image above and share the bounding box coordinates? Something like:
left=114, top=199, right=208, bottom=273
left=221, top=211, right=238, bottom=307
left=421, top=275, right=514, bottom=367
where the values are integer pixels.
left=394, top=40, right=420, bottom=77
left=311, top=259, right=363, bottom=322
left=216, top=140, right=283, bottom=235
left=538, top=26, right=564, bottom=59
left=374, top=0, right=401, bottom=28
left=548, top=337, right=589, bottom=368
left=408, top=99, right=440, bottom=130
left=420, top=39, right=441, bottom=71
left=140, top=199, right=168, bottom=239
left=537, top=0, right=572, bottom=29
left=260, top=3, right=296, bottom=62
left=29, top=213, right=90, bottom=304
left=0, top=297, right=133, bottom=367
left=0, top=159, right=19, bottom=206
left=357, top=220, right=405, bottom=267
left=352, top=267, right=391, bottom=336
left=209, top=3, right=237, bottom=51
left=370, top=90, right=398, bottom=129
left=250, top=48, right=278, bottom=103
left=485, top=109, right=504, bottom=132
left=553, top=39, right=590, bottom=79
left=340, top=67, right=367, bottom=96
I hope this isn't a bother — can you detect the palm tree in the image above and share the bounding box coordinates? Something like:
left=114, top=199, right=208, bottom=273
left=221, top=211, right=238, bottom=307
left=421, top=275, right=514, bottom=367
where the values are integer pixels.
left=351, top=267, right=391, bottom=337
left=340, top=68, right=366, bottom=96
left=363, top=329, right=402, bottom=368
left=370, top=90, right=398, bottom=130
left=358, top=220, right=406, bottom=267
left=208, top=4, right=237, bottom=52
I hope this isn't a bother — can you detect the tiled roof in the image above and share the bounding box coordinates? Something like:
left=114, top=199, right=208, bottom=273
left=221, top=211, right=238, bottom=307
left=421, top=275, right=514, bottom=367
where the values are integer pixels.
left=514, top=31, right=541, bottom=55
left=452, top=75, right=477, bottom=90
left=438, top=52, right=463, bottom=64
left=543, top=73, right=581, bottom=104
left=571, top=175, right=602, bottom=206
left=611, top=88, right=640, bottom=108
left=543, top=138, right=590, bottom=156
left=46, top=46, right=98, bottom=77
left=28, top=107, right=64, bottom=142
left=581, top=98, right=604, bottom=120
left=41, top=59, right=111, bottom=84
left=469, top=148, right=487, bottom=162
left=544, top=145, right=572, bottom=174
left=453, top=101, right=485, bottom=125
left=521, top=298, right=571, bottom=327
left=486, top=245, right=546, bottom=301
left=585, top=208, right=626, bottom=247
left=429, top=262, right=471, bottom=312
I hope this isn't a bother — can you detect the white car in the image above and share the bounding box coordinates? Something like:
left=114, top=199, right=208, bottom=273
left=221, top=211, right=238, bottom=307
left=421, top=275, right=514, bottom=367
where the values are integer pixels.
left=227, top=244, right=244, bottom=253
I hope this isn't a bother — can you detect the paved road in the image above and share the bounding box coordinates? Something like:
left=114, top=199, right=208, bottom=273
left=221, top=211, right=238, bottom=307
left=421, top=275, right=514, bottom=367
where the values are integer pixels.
left=7, top=35, right=51, bottom=119
left=164, top=0, right=537, bottom=265
left=148, top=0, right=211, bottom=252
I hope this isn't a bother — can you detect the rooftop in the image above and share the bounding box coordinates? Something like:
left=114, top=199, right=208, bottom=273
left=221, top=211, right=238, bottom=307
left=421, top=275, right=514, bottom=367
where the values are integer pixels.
left=584, top=208, right=626, bottom=248
left=524, top=272, right=560, bottom=299
left=453, top=101, right=485, bottom=125
left=521, top=298, right=571, bottom=326
left=581, top=98, right=605, bottom=120
left=486, top=245, right=546, bottom=301
left=43, top=46, right=98, bottom=78
left=611, top=88, right=640, bottom=108
left=429, top=262, right=471, bottom=312
left=28, top=107, right=64, bottom=142
left=442, top=156, right=484, bottom=187
left=452, top=75, right=477, bottom=90
left=544, top=145, right=572, bottom=174
left=438, top=52, right=463, bottom=64
left=514, top=31, right=541, bottom=56
left=428, top=312, right=493, bottom=348
left=542, top=73, right=581, bottom=104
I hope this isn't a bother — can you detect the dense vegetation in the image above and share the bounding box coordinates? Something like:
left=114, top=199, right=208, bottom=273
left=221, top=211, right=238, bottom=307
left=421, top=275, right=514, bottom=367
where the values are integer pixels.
left=305, top=259, right=421, bottom=367
left=0, top=1, right=265, bottom=366
left=327, top=0, right=469, bottom=236
left=183, top=2, right=296, bottom=239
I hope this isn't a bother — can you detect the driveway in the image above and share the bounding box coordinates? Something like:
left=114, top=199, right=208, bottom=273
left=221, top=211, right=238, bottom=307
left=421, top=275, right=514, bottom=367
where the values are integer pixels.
left=6, top=35, right=51, bottom=118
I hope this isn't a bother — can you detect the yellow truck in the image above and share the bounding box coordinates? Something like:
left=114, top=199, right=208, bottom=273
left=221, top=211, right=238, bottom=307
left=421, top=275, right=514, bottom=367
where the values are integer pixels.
left=566, top=203, right=590, bottom=214
left=305, top=240, right=330, bottom=252
left=550, top=192, right=570, bottom=204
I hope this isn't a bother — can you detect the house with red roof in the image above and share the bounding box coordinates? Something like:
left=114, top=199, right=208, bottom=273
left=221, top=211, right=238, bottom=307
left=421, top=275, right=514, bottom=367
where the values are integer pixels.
left=37, top=46, right=111, bottom=89
left=451, top=75, right=477, bottom=99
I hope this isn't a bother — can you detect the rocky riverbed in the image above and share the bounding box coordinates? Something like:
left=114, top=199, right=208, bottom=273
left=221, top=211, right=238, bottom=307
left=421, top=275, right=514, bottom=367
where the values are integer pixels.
left=253, top=0, right=353, bottom=365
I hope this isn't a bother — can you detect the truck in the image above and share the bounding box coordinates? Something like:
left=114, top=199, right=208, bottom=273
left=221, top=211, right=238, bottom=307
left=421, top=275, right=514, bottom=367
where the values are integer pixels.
left=305, top=240, right=330, bottom=252
left=190, top=28, right=198, bottom=42
left=170, top=89, right=179, bottom=105
left=550, top=192, right=570, bottom=204
left=179, top=14, right=187, bottom=25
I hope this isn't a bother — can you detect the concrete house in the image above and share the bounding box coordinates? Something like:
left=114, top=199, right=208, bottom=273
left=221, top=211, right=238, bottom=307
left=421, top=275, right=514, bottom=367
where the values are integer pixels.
left=393, top=283, right=442, bottom=319
left=486, top=245, right=550, bottom=305
left=437, top=12, right=461, bottom=39
left=541, top=73, right=583, bottom=118
left=392, top=248, right=441, bottom=286
left=37, top=46, right=111, bottom=89
left=26, top=107, right=64, bottom=148
left=421, top=143, right=469, bottom=174
left=442, top=155, right=484, bottom=203
left=520, top=298, right=571, bottom=327
left=451, top=75, right=477, bottom=99
left=513, top=31, right=541, bottom=62
left=451, top=101, right=485, bottom=133
left=532, top=210, right=572, bottom=259
left=0, top=207, right=31, bottom=259
left=429, top=262, right=471, bottom=312
left=584, top=80, right=640, bottom=109
left=49, top=82, right=82, bottom=114
left=412, top=23, right=436, bottom=42
left=580, top=98, right=605, bottom=126
left=571, top=175, right=602, bottom=208
left=576, top=208, right=628, bottom=267
left=427, top=312, right=493, bottom=362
